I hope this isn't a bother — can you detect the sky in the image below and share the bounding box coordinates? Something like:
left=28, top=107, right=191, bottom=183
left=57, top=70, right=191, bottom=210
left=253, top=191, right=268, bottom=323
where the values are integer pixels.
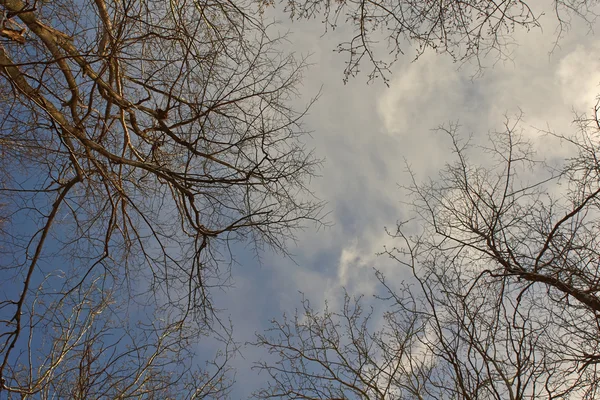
left=2, top=2, right=600, bottom=398
left=203, top=4, right=600, bottom=398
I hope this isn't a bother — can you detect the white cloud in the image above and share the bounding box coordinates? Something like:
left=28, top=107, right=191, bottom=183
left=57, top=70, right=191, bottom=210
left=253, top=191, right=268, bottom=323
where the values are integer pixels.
left=557, top=44, right=600, bottom=112
left=209, top=6, right=600, bottom=397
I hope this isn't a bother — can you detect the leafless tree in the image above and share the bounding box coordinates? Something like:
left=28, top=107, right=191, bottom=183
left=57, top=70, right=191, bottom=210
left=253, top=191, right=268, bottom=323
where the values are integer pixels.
left=253, top=109, right=600, bottom=399
left=263, top=0, right=599, bottom=82
left=0, top=0, right=322, bottom=396
left=2, top=277, right=234, bottom=399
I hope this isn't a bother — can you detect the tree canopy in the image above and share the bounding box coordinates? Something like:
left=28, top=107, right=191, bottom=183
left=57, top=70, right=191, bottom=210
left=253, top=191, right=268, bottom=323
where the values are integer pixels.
left=1, top=0, right=599, bottom=397
left=0, top=0, right=320, bottom=396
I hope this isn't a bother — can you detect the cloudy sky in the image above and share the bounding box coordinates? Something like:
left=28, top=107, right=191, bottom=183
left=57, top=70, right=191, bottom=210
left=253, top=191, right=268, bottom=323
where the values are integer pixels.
left=203, top=5, right=600, bottom=397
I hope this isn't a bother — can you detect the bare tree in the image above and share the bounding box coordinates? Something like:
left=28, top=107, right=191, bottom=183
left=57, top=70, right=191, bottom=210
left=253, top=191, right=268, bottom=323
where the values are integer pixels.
left=254, top=110, right=600, bottom=399
left=0, top=0, right=322, bottom=396
left=2, top=277, right=234, bottom=399
left=253, top=280, right=563, bottom=399
left=264, top=0, right=599, bottom=82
